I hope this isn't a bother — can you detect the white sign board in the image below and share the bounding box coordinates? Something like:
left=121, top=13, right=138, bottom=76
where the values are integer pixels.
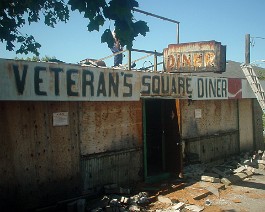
left=1, top=58, right=256, bottom=101
left=53, top=112, right=69, bottom=126
left=195, top=109, right=202, bottom=119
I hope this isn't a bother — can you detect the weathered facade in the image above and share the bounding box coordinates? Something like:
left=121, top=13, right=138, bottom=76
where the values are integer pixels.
left=180, top=99, right=239, bottom=163
left=79, top=101, right=143, bottom=190
left=0, top=102, right=81, bottom=208
left=0, top=58, right=264, bottom=209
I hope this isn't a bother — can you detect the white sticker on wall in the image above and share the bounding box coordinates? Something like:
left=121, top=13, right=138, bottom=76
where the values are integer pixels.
left=195, top=109, right=202, bottom=119
left=53, top=112, right=69, bottom=126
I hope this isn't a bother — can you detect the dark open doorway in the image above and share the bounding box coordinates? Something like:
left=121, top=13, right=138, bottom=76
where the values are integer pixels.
left=143, top=99, right=182, bottom=182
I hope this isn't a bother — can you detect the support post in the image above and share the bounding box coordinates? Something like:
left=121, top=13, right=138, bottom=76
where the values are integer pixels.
left=245, top=34, right=250, bottom=64
left=177, top=23, right=180, bottom=44
left=128, top=49, right=132, bottom=70
left=154, top=51, right=157, bottom=72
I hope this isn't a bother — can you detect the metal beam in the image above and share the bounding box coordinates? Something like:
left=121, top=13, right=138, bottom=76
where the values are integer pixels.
left=133, top=8, right=180, bottom=24
left=131, top=48, right=163, bottom=56
left=133, top=8, right=180, bottom=44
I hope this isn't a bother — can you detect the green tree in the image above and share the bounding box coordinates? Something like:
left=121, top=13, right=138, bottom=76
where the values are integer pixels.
left=0, top=0, right=149, bottom=56
left=14, top=55, right=60, bottom=62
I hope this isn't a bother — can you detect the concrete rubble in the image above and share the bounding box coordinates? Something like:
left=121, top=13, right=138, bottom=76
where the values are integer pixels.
left=184, top=150, right=265, bottom=186
left=38, top=150, right=265, bottom=212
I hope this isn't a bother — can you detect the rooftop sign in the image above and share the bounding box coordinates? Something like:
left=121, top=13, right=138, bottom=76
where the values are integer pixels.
left=163, top=41, right=226, bottom=73
left=0, top=58, right=256, bottom=101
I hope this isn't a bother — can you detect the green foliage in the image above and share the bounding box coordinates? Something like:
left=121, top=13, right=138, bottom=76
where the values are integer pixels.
left=16, top=35, right=41, bottom=56
left=14, top=55, right=58, bottom=62
left=0, top=0, right=69, bottom=55
left=256, top=69, right=265, bottom=80
left=101, top=29, right=115, bottom=48
left=0, top=0, right=149, bottom=55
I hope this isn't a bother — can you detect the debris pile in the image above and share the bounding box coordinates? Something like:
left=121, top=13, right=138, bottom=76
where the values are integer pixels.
left=41, top=150, right=265, bottom=212
left=184, top=150, right=265, bottom=186
left=65, top=184, right=153, bottom=212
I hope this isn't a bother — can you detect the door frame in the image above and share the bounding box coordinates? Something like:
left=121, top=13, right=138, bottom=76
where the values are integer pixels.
left=143, top=99, right=181, bottom=182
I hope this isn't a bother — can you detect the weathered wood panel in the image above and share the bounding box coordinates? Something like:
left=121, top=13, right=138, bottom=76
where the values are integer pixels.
left=0, top=102, right=80, bottom=209
left=80, top=101, right=143, bottom=155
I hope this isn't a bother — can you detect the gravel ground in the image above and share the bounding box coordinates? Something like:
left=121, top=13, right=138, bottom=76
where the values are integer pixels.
left=211, top=173, right=265, bottom=212
left=147, top=170, right=265, bottom=212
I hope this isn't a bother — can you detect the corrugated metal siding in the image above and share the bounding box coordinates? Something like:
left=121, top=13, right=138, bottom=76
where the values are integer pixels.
left=81, top=148, right=143, bottom=190
left=185, top=131, right=239, bottom=162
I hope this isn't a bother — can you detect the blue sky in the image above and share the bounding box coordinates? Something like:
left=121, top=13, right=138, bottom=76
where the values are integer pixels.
left=1, top=0, right=265, bottom=68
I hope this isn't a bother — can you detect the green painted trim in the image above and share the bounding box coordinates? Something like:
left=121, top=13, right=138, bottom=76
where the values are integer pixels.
left=143, top=100, right=148, bottom=179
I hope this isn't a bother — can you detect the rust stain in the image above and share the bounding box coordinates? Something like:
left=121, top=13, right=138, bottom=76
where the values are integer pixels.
left=7, top=63, right=13, bottom=78
left=164, top=40, right=225, bottom=72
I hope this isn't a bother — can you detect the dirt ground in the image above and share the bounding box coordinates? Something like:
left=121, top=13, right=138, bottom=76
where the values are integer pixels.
left=146, top=172, right=265, bottom=212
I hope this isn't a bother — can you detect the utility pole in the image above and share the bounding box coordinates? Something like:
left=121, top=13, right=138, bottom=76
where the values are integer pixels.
left=245, top=34, right=250, bottom=64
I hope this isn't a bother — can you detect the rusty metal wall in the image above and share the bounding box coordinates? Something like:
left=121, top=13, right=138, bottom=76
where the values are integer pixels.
left=79, top=101, right=143, bottom=155
left=238, top=99, right=254, bottom=151
left=0, top=101, right=80, bottom=209
left=181, top=99, right=238, bottom=138
left=180, top=99, right=239, bottom=162
left=81, top=148, right=143, bottom=190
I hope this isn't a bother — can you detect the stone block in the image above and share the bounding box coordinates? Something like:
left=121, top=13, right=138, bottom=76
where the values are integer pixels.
left=157, top=195, right=172, bottom=204
left=201, top=175, right=220, bottom=183
left=258, top=164, right=265, bottom=170
left=172, top=202, right=185, bottom=210
left=120, top=196, right=129, bottom=204
left=252, top=168, right=265, bottom=175
left=233, top=166, right=246, bottom=173
left=221, top=177, right=232, bottom=186
left=221, top=175, right=241, bottom=186
left=234, top=172, right=247, bottom=180
left=258, top=160, right=265, bottom=164
left=243, top=170, right=253, bottom=177
left=185, top=204, right=204, bottom=212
